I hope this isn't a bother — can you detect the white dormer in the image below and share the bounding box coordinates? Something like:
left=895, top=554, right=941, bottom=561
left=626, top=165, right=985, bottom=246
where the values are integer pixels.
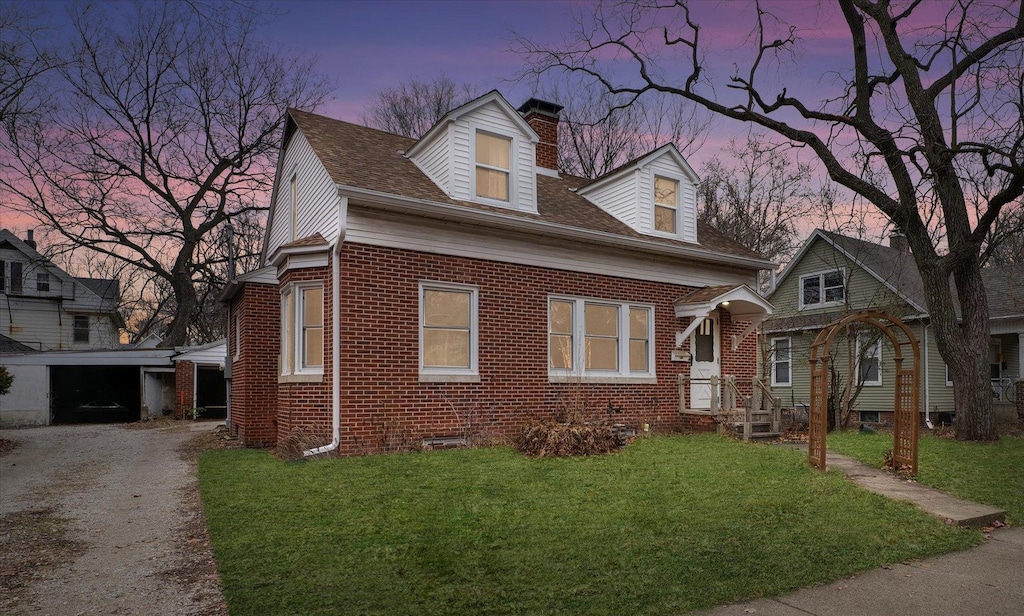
left=406, top=91, right=540, bottom=214
left=576, top=145, right=699, bottom=244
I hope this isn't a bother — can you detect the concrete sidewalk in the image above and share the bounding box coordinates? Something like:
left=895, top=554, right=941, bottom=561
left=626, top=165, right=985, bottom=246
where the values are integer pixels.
left=694, top=527, right=1024, bottom=616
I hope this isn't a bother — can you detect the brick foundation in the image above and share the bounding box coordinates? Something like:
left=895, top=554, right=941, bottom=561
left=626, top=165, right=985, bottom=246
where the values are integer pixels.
left=229, top=243, right=760, bottom=454
left=1016, top=380, right=1024, bottom=422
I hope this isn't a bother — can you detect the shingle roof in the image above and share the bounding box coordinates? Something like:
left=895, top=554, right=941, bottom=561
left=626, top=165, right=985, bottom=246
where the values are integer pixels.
left=0, top=333, right=36, bottom=354
left=286, top=109, right=767, bottom=263
left=279, top=233, right=328, bottom=249
left=676, top=285, right=742, bottom=304
left=75, top=277, right=120, bottom=306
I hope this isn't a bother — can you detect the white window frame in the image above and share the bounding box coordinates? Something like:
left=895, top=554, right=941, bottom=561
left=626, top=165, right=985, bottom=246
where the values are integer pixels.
left=36, top=271, right=50, bottom=292
left=856, top=333, right=882, bottom=387
left=770, top=337, right=792, bottom=387
left=279, top=282, right=324, bottom=378
left=418, top=281, right=479, bottom=382
left=945, top=364, right=954, bottom=386
left=650, top=171, right=684, bottom=238
left=548, top=295, right=656, bottom=383
left=798, top=268, right=846, bottom=310
left=73, top=315, right=90, bottom=343
left=470, top=126, right=516, bottom=207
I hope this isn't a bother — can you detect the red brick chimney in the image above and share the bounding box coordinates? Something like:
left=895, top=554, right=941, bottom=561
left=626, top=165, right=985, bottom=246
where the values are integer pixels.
left=517, top=98, right=563, bottom=171
left=888, top=232, right=910, bottom=254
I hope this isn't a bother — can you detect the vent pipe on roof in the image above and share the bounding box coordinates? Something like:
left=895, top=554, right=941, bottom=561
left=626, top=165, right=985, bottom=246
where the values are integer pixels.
left=518, top=98, right=563, bottom=171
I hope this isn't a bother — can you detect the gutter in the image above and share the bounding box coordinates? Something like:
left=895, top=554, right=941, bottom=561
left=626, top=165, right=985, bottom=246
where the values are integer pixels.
left=335, top=185, right=777, bottom=272
left=303, top=195, right=348, bottom=457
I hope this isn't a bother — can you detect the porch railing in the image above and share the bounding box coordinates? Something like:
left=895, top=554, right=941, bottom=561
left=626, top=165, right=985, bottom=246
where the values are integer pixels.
left=677, top=374, right=782, bottom=441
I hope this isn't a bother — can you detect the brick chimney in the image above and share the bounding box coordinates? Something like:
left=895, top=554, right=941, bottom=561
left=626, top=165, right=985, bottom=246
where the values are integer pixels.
left=517, top=98, right=563, bottom=171
left=25, top=229, right=37, bottom=250
left=888, top=232, right=910, bottom=254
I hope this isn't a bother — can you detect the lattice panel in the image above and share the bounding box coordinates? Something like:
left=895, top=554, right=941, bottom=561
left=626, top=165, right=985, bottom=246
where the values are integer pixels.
left=808, top=359, right=828, bottom=471
left=892, top=368, right=919, bottom=475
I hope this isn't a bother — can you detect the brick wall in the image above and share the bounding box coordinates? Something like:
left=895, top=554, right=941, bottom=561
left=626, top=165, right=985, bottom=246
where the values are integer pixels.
left=228, top=283, right=280, bottom=445
left=175, top=360, right=194, bottom=419
left=1017, top=380, right=1023, bottom=422
left=289, top=243, right=757, bottom=455
left=275, top=266, right=334, bottom=447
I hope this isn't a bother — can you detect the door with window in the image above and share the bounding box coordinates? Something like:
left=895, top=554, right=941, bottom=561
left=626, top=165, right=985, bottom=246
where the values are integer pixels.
left=689, top=312, right=720, bottom=409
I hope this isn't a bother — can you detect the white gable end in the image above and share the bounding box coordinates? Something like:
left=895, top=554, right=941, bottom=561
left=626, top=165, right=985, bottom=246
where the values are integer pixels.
left=578, top=146, right=699, bottom=244
left=266, top=128, right=340, bottom=258
left=408, top=93, right=538, bottom=214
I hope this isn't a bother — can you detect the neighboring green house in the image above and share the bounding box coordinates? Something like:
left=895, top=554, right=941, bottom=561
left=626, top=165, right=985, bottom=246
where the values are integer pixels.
left=765, top=229, right=1024, bottom=426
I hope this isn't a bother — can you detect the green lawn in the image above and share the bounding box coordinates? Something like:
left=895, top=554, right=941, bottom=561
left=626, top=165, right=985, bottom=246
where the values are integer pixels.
left=827, top=431, right=1024, bottom=524
left=199, top=435, right=978, bottom=615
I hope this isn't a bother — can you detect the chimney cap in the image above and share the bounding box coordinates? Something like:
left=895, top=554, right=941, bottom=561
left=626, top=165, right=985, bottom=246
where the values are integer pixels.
left=517, top=98, right=563, bottom=118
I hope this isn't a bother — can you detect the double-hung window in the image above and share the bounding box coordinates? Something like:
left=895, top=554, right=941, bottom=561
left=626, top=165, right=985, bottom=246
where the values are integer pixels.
left=549, top=296, right=655, bottom=380
left=653, top=175, right=678, bottom=234
left=36, top=272, right=50, bottom=292
left=799, top=269, right=845, bottom=309
left=856, top=333, right=882, bottom=386
left=771, top=337, right=792, bottom=386
left=73, top=315, right=90, bottom=343
left=475, top=131, right=511, bottom=202
left=419, top=282, right=478, bottom=380
left=280, top=284, right=324, bottom=378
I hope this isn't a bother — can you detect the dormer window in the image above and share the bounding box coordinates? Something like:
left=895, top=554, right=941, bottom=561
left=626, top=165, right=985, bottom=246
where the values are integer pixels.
left=654, top=176, right=678, bottom=234
left=475, top=131, right=511, bottom=202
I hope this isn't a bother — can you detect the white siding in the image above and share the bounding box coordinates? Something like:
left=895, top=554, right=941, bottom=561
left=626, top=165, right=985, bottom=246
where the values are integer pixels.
left=0, top=297, right=117, bottom=351
left=450, top=121, right=472, bottom=200
left=0, top=365, right=49, bottom=426
left=345, top=207, right=755, bottom=289
left=411, top=125, right=451, bottom=193
left=585, top=170, right=640, bottom=229
left=267, top=129, right=340, bottom=257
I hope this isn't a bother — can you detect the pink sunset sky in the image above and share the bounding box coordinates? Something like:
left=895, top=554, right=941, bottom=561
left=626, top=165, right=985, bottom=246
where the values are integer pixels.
left=5, top=0, right=983, bottom=246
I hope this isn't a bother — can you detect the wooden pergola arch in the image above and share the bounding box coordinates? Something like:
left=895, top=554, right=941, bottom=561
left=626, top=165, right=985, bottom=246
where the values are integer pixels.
left=808, top=310, right=920, bottom=476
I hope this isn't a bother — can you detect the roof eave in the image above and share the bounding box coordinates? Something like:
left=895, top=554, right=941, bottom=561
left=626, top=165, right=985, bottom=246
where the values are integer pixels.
left=336, top=184, right=776, bottom=271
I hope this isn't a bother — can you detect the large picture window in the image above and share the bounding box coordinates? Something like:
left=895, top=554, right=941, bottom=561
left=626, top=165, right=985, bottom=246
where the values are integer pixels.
left=549, top=297, right=655, bottom=380
left=799, top=269, right=845, bottom=309
left=771, top=337, right=792, bottom=386
left=419, top=282, right=479, bottom=379
left=280, top=283, right=324, bottom=377
left=475, top=131, right=511, bottom=202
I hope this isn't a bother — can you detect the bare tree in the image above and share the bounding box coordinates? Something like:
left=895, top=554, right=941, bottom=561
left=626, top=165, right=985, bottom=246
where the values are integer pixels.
left=698, top=135, right=834, bottom=288
left=1, top=0, right=331, bottom=347
left=364, top=75, right=478, bottom=138
left=0, top=3, right=56, bottom=128
left=518, top=0, right=1024, bottom=441
left=548, top=80, right=711, bottom=178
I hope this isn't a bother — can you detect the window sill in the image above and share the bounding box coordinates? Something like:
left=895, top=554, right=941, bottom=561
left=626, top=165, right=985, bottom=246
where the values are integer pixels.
left=279, top=373, right=323, bottom=384
left=548, top=375, right=658, bottom=385
left=771, top=383, right=792, bottom=388
left=798, top=301, right=845, bottom=311
left=419, top=373, right=481, bottom=383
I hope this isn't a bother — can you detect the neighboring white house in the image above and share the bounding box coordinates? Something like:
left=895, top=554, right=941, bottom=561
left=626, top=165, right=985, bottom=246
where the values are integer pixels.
left=0, top=229, right=123, bottom=350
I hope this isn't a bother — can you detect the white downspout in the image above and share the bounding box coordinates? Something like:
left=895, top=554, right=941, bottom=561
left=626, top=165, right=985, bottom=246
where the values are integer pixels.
left=923, top=323, right=932, bottom=429
left=304, top=196, right=347, bottom=457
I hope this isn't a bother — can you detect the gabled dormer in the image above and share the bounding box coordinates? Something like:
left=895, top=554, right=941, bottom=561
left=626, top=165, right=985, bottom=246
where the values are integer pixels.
left=575, top=145, right=699, bottom=244
left=405, top=91, right=543, bottom=214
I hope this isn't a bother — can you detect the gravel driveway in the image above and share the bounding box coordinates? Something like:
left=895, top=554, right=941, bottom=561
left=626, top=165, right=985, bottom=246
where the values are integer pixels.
left=0, top=422, right=227, bottom=615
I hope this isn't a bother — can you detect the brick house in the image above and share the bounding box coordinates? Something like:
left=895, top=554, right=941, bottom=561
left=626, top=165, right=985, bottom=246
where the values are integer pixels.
left=222, top=91, right=775, bottom=454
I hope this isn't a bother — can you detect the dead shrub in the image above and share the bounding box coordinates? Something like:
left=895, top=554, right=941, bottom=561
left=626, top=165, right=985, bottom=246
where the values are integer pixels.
left=276, top=426, right=334, bottom=461
left=515, top=414, right=619, bottom=457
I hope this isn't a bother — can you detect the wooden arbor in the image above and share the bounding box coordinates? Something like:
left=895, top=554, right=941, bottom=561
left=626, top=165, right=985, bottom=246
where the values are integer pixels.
left=807, top=310, right=921, bottom=476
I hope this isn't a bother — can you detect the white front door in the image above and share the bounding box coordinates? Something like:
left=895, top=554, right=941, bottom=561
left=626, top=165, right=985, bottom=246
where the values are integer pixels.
left=689, top=312, right=721, bottom=409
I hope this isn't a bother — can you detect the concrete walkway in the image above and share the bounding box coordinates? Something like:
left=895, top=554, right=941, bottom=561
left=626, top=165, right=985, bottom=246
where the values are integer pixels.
left=694, top=527, right=1024, bottom=616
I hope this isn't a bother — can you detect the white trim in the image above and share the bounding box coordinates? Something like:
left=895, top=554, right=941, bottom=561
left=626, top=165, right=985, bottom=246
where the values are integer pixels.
left=289, top=173, right=298, bottom=242
left=418, top=281, right=479, bottom=379
left=798, top=267, right=847, bottom=310
left=404, top=90, right=539, bottom=160
left=337, top=186, right=776, bottom=271
left=279, top=281, right=325, bottom=377
left=547, top=295, right=656, bottom=381
left=470, top=126, right=517, bottom=207
left=770, top=337, right=792, bottom=387
left=576, top=143, right=700, bottom=196
left=650, top=170, right=684, bottom=239
left=232, top=311, right=241, bottom=361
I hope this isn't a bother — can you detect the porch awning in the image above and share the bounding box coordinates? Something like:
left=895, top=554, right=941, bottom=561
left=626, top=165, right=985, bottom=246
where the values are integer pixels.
left=674, top=284, right=774, bottom=351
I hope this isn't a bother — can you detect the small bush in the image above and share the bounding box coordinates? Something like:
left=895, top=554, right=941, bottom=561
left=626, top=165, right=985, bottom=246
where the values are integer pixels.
left=515, top=416, right=619, bottom=457
left=277, top=426, right=333, bottom=461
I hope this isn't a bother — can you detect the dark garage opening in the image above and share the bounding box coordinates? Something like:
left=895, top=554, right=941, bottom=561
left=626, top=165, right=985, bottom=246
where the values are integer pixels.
left=196, top=366, right=227, bottom=419
left=51, top=365, right=140, bottom=424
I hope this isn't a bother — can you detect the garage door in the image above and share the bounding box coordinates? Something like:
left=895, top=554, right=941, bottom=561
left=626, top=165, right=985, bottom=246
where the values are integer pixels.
left=50, top=365, right=140, bottom=424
